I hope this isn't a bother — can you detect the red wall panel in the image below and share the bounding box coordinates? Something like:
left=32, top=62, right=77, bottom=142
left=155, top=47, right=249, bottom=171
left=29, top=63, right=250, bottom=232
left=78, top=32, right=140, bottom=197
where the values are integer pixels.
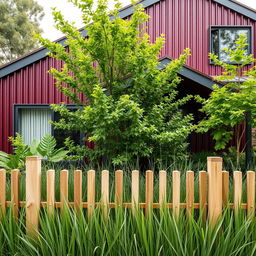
left=0, top=0, right=255, bottom=152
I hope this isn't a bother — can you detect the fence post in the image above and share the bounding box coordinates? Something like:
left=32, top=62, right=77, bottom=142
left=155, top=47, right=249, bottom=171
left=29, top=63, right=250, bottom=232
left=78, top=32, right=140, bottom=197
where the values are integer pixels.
left=233, top=171, right=242, bottom=214
left=11, top=169, right=20, bottom=219
left=186, top=171, right=194, bottom=217
left=115, top=170, right=123, bottom=207
left=101, top=170, right=109, bottom=219
left=247, top=171, right=255, bottom=216
left=159, top=170, right=167, bottom=206
left=199, top=171, right=207, bottom=221
left=208, top=157, right=222, bottom=226
left=26, top=156, right=41, bottom=236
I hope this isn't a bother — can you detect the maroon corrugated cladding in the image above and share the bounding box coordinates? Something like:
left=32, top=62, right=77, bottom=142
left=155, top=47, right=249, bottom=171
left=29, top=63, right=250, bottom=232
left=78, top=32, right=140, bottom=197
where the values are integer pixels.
left=1, top=0, right=256, bottom=153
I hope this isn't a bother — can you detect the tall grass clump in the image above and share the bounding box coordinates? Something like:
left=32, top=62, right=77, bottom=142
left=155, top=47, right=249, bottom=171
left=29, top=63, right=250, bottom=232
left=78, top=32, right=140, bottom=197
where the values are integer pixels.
left=1, top=207, right=256, bottom=255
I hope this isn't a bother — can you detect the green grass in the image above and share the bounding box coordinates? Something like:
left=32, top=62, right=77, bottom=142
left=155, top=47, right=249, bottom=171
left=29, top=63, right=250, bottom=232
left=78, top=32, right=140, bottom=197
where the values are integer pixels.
left=1, top=207, right=256, bottom=255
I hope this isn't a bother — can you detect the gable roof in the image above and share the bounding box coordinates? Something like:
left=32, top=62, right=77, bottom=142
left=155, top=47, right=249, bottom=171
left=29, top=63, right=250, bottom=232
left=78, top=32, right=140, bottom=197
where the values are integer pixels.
left=0, top=0, right=255, bottom=80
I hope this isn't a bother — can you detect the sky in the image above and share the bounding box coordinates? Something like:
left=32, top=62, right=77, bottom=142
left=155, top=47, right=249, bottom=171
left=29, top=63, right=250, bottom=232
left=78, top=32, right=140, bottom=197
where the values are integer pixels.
left=37, top=0, right=256, bottom=41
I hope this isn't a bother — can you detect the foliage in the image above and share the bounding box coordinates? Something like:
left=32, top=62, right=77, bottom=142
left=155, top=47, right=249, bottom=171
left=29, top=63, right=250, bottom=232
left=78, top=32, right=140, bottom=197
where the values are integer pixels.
left=0, top=133, right=68, bottom=170
left=1, top=207, right=256, bottom=255
left=0, top=0, right=44, bottom=64
left=197, top=34, right=256, bottom=163
left=35, top=0, right=194, bottom=166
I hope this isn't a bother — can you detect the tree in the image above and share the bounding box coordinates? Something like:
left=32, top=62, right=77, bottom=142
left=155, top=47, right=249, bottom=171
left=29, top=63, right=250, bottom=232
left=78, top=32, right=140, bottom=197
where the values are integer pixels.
left=0, top=0, right=44, bottom=64
left=35, top=0, right=193, bottom=166
left=197, top=34, right=256, bottom=164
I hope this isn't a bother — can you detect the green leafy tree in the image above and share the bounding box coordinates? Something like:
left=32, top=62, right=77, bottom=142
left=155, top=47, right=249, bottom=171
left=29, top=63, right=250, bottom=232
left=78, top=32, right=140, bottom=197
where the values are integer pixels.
left=197, top=34, right=256, bottom=164
left=0, top=0, right=44, bottom=64
left=35, top=0, right=193, bottom=166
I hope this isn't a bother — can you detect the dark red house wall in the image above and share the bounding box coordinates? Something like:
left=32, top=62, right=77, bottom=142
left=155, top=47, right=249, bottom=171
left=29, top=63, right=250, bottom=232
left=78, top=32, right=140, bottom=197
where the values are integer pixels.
left=0, top=0, right=255, bottom=152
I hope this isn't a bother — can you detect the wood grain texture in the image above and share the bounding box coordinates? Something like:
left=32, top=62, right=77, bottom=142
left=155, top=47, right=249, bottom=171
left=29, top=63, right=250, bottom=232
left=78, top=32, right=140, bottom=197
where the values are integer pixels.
left=186, top=171, right=194, bottom=217
left=145, top=170, right=153, bottom=216
left=159, top=170, right=167, bottom=205
left=172, top=171, right=180, bottom=218
left=87, top=170, right=95, bottom=218
left=199, top=171, right=207, bottom=221
left=131, top=170, right=139, bottom=214
left=101, top=170, right=109, bottom=219
left=247, top=171, right=255, bottom=216
left=115, top=170, right=123, bottom=206
left=233, top=171, right=242, bottom=214
left=208, top=157, right=222, bottom=226
left=11, top=169, right=20, bottom=219
left=0, top=169, right=6, bottom=214
left=47, top=170, right=55, bottom=215
left=60, top=170, right=69, bottom=214
left=26, top=156, right=41, bottom=236
left=74, top=170, right=82, bottom=211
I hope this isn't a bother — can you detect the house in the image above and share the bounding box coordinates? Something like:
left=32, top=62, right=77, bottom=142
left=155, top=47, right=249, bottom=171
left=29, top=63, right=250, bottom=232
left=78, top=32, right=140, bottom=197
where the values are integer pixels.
left=0, top=0, right=255, bottom=154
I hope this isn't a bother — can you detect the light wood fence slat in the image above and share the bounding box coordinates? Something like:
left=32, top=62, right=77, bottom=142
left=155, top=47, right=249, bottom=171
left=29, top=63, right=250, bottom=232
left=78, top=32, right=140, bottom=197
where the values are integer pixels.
left=186, top=171, right=194, bottom=217
left=222, top=171, right=229, bottom=207
left=131, top=170, right=139, bottom=214
left=11, top=169, right=20, bottom=219
left=0, top=169, right=6, bottom=214
left=199, top=171, right=207, bottom=221
left=159, top=170, right=167, bottom=205
left=208, top=157, right=222, bottom=226
left=87, top=170, right=95, bottom=218
left=74, top=170, right=82, bottom=211
left=60, top=170, right=69, bottom=214
left=247, top=171, right=255, bottom=216
left=233, top=171, right=242, bottom=214
left=101, top=170, right=109, bottom=219
left=146, top=170, right=153, bottom=216
left=47, top=170, right=55, bottom=215
left=172, top=171, right=180, bottom=218
left=115, top=170, right=123, bottom=207
left=26, top=156, right=41, bottom=236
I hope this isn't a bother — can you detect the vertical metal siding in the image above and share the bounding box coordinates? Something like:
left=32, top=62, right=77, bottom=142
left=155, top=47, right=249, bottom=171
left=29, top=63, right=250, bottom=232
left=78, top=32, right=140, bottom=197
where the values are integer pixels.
left=0, top=0, right=256, bottom=152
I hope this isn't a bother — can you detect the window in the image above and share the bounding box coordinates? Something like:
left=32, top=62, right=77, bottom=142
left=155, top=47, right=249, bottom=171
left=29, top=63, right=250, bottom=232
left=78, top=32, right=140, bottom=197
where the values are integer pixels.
left=14, top=105, right=82, bottom=147
left=210, top=26, right=252, bottom=63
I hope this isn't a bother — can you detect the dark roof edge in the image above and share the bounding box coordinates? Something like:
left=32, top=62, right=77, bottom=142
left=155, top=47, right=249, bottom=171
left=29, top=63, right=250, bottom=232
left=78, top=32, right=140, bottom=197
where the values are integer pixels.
left=0, top=0, right=161, bottom=78
left=159, top=58, right=222, bottom=90
left=213, top=0, right=256, bottom=21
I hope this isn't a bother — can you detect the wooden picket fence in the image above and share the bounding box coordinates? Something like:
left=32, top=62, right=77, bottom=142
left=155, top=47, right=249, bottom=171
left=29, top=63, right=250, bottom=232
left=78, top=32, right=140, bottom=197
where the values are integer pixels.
left=0, top=156, right=255, bottom=236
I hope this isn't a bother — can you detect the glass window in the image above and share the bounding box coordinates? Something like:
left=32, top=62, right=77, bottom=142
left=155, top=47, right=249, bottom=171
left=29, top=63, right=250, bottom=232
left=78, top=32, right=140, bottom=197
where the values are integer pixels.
left=210, top=27, right=252, bottom=62
left=16, top=105, right=82, bottom=147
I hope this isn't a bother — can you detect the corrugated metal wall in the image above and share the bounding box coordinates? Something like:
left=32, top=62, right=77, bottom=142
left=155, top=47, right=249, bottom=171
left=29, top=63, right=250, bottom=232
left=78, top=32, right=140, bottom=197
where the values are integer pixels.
left=0, top=0, right=255, bottom=152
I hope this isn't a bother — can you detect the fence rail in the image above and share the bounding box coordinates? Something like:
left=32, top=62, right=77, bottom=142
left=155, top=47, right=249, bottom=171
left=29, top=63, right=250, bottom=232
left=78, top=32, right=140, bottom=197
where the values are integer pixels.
left=0, top=156, right=255, bottom=235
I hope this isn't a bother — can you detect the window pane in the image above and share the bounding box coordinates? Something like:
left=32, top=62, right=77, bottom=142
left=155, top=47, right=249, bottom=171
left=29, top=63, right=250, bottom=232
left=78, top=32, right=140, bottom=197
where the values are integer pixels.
left=19, top=109, right=52, bottom=145
left=219, top=29, right=249, bottom=62
left=53, top=111, right=81, bottom=148
left=211, top=29, right=219, bottom=56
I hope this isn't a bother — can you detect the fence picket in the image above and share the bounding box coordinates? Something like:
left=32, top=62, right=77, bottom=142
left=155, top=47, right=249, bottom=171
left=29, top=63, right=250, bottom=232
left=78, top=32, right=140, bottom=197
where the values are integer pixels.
left=199, top=171, right=207, bottom=221
left=146, top=170, right=153, bottom=216
left=47, top=170, right=55, bottom=215
left=233, top=171, right=242, bottom=214
left=186, top=171, right=194, bottom=216
left=101, top=170, right=109, bottom=219
left=247, top=171, right=255, bottom=216
left=159, top=170, right=167, bottom=205
left=172, top=171, right=180, bottom=218
left=74, top=170, right=82, bottom=211
left=222, top=171, right=229, bottom=207
left=131, top=170, right=139, bottom=214
left=0, top=169, right=6, bottom=214
left=11, top=169, right=20, bottom=219
left=60, top=170, right=69, bottom=214
left=115, top=170, right=123, bottom=207
left=87, top=170, right=95, bottom=218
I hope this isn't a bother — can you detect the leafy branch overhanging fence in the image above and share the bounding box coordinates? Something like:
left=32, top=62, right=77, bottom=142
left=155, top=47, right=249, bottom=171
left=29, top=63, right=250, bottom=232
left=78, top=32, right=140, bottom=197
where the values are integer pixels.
left=0, top=156, right=254, bottom=236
